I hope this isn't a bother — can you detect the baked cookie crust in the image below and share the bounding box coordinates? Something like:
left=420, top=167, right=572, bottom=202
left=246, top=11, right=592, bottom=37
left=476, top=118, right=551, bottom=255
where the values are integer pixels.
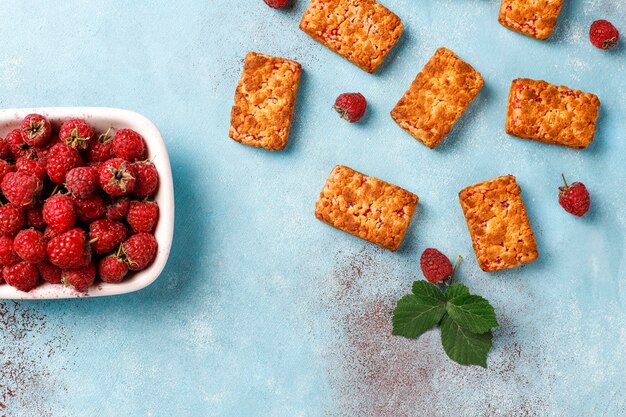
left=498, top=0, right=563, bottom=40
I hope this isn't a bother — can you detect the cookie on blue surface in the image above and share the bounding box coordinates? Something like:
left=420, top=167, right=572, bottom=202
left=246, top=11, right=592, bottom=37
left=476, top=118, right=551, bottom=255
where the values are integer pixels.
left=498, top=0, right=563, bottom=40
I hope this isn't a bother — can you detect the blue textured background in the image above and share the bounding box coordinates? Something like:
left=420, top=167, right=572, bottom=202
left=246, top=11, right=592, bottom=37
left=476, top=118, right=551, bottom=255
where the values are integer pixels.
left=1, top=1, right=625, bottom=416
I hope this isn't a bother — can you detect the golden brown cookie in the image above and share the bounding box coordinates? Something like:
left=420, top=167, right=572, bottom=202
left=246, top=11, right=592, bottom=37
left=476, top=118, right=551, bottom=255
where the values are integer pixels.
left=499, top=0, right=563, bottom=40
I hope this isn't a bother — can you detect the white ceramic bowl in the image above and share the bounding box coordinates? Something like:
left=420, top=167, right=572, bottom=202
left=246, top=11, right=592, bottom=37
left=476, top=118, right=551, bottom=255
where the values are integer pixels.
left=0, top=107, right=174, bottom=299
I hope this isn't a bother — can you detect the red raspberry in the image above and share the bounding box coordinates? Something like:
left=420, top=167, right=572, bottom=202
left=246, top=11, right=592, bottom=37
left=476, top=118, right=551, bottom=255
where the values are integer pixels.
left=6, top=129, right=31, bottom=160
left=47, top=228, right=91, bottom=268
left=35, top=135, right=62, bottom=163
left=123, top=233, right=157, bottom=271
left=26, top=206, right=46, bottom=229
left=0, top=160, right=16, bottom=184
left=99, top=255, right=128, bottom=283
left=127, top=201, right=159, bottom=233
left=333, top=93, right=367, bottom=123
left=1, top=171, right=42, bottom=209
left=0, top=136, right=9, bottom=160
left=87, top=129, right=114, bottom=162
left=20, top=114, right=51, bottom=148
left=112, top=129, right=146, bottom=161
left=16, top=156, right=47, bottom=181
left=263, top=0, right=289, bottom=8
left=13, top=228, right=46, bottom=264
left=559, top=175, right=590, bottom=217
left=3, top=261, right=39, bottom=292
left=132, top=160, right=159, bottom=198
left=99, top=158, right=136, bottom=197
left=589, top=20, right=619, bottom=49
left=420, top=248, right=453, bottom=283
left=74, top=194, right=106, bottom=223
left=0, top=236, right=21, bottom=266
left=0, top=204, right=25, bottom=236
left=65, top=166, right=99, bottom=199
left=37, top=260, right=62, bottom=283
left=59, top=119, right=93, bottom=150
left=89, top=219, right=127, bottom=254
left=43, top=194, right=76, bottom=233
left=43, top=226, right=60, bottom=241
left=46, top=143, right=82, bottom=184
left=61, top=263, right=95, bottom=293
left=106, top=197, right=130, bottom=221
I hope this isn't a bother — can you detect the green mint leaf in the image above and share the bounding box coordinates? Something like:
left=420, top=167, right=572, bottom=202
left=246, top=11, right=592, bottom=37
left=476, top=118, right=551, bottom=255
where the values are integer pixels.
left=392, top=281, right=446, bottom=339
left=440, top=314, right=492, bottom=367
left=445, top=283, right=470, bottom=301
left=445, top=294, right=499, bottom=334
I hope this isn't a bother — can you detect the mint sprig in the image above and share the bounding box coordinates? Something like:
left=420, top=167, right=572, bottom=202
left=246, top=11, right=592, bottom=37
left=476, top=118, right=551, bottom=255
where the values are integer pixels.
left=391, top=258, right=499, bottom=367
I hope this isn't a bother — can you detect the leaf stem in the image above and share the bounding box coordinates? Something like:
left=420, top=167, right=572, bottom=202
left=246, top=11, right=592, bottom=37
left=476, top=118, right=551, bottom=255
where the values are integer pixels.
left=561, top=173, right=569, bottom=189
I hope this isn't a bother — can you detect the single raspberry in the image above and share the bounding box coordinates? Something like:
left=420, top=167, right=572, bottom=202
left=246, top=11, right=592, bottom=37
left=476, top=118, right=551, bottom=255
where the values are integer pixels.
left=87, top=129, right=114, bottom=162
left=89, top=219, right=127, bottom=254
left=47, top=228, right=91, bottom=268
left=0, top=236, right=21, bottom=266
left=16, top=155, right=47, bottom=181
left=43, top=194, right=76, bottom=233
left=559, top=175, right=590, bottom=217
left=0, top=160, right=16, bottom=184
left=127, top=201, right=159, bottom=233
left=46, top=143, right=83, bottom=184
left=20, top=114, right=51, bottom=147
left=589, top=20, right=619, bottom=49
left=0, top=136, right=10, bottom=160
left=99, top=158, right=136, bottom=196
left=106, top=197, right=130, bottom=221
left=3, top=261, right=39, bottom=292
left=59, top=119, right=93, bottom=150
left=132, top=160, right=159, bottom=198
left=1, top=171, right=42, bottom=209
left=0, top=204, right=25, bottom=236
left=99, top=255, right=128, bottom=283
left=112, top=129, right=146, bottom=161
left=73, top=194, right=106, bottom=223
left=13, top=228, right=47, bottom=264
left=263, top=0, right=290, bottom=8
left=420, top=248, right=454, bottom=283
left=65, top=166, right=98, bottom=199
left=5, top=129, right=32, bottom=160
left=61, top=263, right=95, bottom=292
left=37, top=260, right=62, bottom=283
left=122, top=233, right=157, bottom=271
left=26, top=206, right=46, bottom=229
left=333, top=93, right=367, bottom=123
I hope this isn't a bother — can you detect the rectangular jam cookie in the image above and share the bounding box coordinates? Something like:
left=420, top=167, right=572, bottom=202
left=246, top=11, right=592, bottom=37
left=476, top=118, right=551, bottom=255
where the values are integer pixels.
left=299, top=0, right=404, bottom=73
left=229, top=52, right=302, bottom=151
left=315, top=165, right=418, bottom=251
left=498, top=0, right=563, bottom=40
left=390, top=47, right=484, bottom=149
left=458, top=175, right=538, bottom=272
left=506, top=78, right=600, bottom=149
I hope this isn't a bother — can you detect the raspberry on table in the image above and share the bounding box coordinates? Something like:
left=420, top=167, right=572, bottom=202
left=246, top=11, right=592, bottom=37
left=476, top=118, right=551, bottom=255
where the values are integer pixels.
left=59, top=119, right=93, bottom=150
left=263, top=0, right=290, bottom=8
left=420, top=248, right=454, bottom=283
left=333, top=93, right=367, bottom=123
left=21, top=114, right=51, bottom=148
left=558, top=174, right=590, bottom=217
left=589, top=19, right=619, bottom=50
left=127, top=201, right=159, bottom=233
left=43, top=194, right=76, bottom=233
left=112, top=129, right=146, bottom=161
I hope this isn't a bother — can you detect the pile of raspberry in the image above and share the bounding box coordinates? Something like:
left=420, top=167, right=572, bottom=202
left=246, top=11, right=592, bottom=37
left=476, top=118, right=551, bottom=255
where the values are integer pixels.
left=0, top=113, right=160, bottom=293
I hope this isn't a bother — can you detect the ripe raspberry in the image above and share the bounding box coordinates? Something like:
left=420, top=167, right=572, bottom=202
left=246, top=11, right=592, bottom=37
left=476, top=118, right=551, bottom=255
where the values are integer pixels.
left=123, top=233, right=157, bottom=271
left=132, top=160, right=159, bottom=198
left=263, top=0, right=289, bottom=8
left=99, top=255, right=128, bottom=283
left=37, top=260, right=62, bottom=283
left=106, top=197, right=130, bottom=221
left=87, top=129, right=114, bottom=162
left=112, top=129, right=146, bottom=161
left=46, top=143, right=83, bottom=184
left=74, top=194, right=106, bottom=223
left=420, top=248, right=453, bottom=283
left=65, top=166, right=99, bottom=199
left=0, top=236, right=21, bottom=266
left=21, top=114, right=51, bottom=148
left=43, top=226, right=60, bottom=241
left=35, top=135, right=61, bottom=163
left=589, top=20, right=619, bottom=49
left=59, top=119, right=93, bottom=150
left=3, top=261, right=39, bottom=292
left=47, top=228, right=91, bottom=268
left=333, top=93, right=367, bottom=123
left=99, top=158, right=136, bottom=196
left=89, top=219, right=127, bottom=254
left=0, top=204, right=25, bottom=236
left=26, top=206, right=46, bottom=229
left=13, top=228, right=46, bottom=264
left=61, top=263, right=95, bottom=293
left=1, top=171, right=42, bottom=209
left=16, top=156, right=47, bottom=181
left=127, top=201, right=159, bottom=233
left=0, top=160, right=16, bottom=184
left=0, top=136, right=9, bottom=160
left=43, top=194, right=76, bottom=233
left=559, top=175, right=590, bottom=217
left=5, top=129, right=31, bottom=160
